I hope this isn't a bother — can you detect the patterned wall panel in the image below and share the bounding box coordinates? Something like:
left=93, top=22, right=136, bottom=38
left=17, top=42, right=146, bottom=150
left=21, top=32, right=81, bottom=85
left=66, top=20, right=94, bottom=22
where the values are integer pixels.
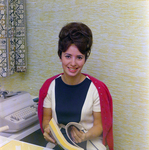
left=0, top=0, right=27, bottom=77
left=0, top=0, right=7, bottom=77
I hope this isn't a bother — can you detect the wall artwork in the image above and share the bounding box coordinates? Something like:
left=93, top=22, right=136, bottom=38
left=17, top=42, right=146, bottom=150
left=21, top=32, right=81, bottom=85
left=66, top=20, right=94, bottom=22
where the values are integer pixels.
left=0, top=0, right=27, bottom=77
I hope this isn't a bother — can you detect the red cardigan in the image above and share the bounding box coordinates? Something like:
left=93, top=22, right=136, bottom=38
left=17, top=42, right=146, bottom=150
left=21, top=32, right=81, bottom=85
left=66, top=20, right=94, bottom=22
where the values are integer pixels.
left=38, top=74, right=114, bottom=150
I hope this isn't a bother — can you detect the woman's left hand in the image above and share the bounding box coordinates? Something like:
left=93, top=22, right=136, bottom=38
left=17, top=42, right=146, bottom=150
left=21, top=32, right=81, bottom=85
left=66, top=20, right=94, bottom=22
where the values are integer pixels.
left=71, top=112, right=103, bottom=144
left=70, top=126, right=86, bottom=143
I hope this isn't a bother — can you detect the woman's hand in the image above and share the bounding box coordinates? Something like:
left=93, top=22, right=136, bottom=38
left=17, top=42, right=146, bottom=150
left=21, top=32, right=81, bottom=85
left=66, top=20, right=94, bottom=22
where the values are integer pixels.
left=43, top=125, right=56, bottom=144
left=71, top=112, right=103, bottom=144
left=42, top=108, right=56, bottom=144
left=70, top=126, right=86, bottom=143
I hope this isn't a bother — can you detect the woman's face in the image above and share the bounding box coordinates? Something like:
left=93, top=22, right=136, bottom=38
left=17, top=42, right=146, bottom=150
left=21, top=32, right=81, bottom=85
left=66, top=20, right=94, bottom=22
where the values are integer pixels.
left=60, top=44, right=86, bottom=78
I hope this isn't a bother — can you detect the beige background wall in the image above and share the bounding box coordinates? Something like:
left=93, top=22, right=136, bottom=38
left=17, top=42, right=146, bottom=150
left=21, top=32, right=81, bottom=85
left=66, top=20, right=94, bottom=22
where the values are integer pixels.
left=1, top=0, right=149, bottom=149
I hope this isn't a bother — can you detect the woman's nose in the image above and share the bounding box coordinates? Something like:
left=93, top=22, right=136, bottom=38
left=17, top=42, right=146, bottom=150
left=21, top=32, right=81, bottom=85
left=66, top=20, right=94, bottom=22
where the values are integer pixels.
left=71, top=57, right=76, bottom=66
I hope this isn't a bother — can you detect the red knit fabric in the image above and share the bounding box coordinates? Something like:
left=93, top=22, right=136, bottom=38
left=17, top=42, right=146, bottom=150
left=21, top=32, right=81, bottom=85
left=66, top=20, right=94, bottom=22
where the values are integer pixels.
left=38, top=73, right=114, bottom=150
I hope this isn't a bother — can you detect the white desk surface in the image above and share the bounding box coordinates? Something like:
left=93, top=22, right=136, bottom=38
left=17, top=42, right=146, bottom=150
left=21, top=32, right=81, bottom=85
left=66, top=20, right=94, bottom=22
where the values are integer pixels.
left=0, top=121, right=40, bottom=140
left=0, top=135, right=53, bottom=150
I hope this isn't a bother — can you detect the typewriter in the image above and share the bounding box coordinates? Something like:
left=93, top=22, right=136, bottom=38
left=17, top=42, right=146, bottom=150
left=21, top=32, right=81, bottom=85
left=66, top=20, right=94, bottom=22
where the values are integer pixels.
left=0, top=91, right=38, bottom=133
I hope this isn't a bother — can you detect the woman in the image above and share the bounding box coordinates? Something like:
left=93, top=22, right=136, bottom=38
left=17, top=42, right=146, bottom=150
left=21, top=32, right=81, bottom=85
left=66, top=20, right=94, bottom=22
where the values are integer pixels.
left=38, top=22, right=114, bottom=150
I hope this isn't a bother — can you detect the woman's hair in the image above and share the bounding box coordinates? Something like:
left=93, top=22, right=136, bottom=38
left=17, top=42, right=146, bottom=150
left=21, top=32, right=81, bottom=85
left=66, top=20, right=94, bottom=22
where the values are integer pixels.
left=58, top=22, right=93, bottom=60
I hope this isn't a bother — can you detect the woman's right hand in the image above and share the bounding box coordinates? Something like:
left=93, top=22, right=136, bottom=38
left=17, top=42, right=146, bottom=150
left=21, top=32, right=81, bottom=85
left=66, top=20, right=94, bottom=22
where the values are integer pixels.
left=43, top=125, right=56, bottom=144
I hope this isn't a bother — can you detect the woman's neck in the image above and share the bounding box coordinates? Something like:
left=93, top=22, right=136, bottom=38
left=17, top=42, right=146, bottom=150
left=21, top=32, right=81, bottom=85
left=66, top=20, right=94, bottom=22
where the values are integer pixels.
left=61, top=73, right=86, bottom=85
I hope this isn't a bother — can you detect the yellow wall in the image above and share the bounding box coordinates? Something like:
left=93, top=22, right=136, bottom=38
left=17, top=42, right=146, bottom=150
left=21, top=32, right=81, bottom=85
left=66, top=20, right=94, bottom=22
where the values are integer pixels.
left=1, top=0, right=149, bottom=149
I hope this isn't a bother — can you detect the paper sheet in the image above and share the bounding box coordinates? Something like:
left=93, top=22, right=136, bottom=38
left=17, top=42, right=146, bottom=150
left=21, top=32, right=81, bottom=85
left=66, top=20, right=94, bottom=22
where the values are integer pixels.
left=0, top=136, right=11, bottom=148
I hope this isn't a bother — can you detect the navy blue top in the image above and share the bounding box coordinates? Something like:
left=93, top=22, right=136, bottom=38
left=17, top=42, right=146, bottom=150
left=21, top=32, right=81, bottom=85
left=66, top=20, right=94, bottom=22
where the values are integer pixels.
left=55, top=77, right=91, bottom=125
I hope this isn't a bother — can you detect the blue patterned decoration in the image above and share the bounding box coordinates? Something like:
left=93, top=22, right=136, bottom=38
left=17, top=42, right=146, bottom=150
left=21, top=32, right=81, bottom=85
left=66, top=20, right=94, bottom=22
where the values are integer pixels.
left=0, top=0, right=27, bottom=77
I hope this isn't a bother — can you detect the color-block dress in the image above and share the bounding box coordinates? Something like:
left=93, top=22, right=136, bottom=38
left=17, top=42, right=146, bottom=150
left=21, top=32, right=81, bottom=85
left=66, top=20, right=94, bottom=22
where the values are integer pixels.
left=43, top=75, right=106, bottom=150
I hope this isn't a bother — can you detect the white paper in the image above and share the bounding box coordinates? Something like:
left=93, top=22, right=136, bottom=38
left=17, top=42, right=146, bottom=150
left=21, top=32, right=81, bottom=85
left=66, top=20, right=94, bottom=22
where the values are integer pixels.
left=0, top=136, right=12, bottom=147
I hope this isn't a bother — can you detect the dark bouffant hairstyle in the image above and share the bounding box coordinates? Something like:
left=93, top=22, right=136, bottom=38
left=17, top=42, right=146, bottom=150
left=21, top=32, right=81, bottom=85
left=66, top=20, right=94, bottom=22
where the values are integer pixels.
left=58, top=22, right=93, bottom=60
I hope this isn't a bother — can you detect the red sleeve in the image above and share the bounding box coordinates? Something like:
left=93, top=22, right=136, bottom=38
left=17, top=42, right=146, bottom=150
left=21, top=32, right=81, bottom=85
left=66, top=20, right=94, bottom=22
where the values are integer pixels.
left=38, top=74, right=61, bottom=133
left=83, top=73, right=114, bottom=150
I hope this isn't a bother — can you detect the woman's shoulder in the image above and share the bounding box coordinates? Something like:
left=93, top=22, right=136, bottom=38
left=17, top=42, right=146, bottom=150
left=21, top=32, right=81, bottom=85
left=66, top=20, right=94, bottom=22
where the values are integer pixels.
left=44, top=74, right=62, bottom=83
left=83, top=73, right=105, bottom=85
left=40, top=74, right=62, bottom=91
left=83, top=73, right=110, bottom=94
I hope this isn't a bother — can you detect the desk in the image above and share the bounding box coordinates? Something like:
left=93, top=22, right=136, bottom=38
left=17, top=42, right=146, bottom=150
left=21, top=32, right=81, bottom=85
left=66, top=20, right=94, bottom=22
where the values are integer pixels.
left=0, top=136, right=52, bottom=150
left=0, top=121, right=40, bottom=140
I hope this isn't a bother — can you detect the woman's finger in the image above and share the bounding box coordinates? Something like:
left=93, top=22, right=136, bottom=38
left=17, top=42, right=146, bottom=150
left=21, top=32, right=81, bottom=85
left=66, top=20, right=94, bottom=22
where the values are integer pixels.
left=43, top=131, right=56, bottom=144
left=71, top=126, right=83, bottom=143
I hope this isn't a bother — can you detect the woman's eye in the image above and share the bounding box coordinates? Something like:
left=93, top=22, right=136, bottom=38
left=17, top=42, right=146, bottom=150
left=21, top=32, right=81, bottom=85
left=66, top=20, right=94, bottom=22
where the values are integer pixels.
left=65, top=55, right=71, bottom=58
left=77, top=56, right=83, bottom=59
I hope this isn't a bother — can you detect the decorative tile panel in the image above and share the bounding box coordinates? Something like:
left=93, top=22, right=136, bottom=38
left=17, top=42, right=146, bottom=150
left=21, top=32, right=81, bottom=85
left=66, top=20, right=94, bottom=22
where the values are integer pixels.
left=0, top=0, right=27, bottom=77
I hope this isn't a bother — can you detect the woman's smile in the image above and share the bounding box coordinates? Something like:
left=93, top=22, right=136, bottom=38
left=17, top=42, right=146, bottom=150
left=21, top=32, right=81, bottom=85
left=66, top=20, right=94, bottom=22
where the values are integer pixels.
left=68, top=67, right=78, bottom=73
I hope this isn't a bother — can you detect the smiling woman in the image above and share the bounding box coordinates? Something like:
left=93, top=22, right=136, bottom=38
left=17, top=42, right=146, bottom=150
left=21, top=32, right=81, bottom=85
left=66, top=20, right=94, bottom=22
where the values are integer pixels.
left=38, top=22, right=114, bottom=150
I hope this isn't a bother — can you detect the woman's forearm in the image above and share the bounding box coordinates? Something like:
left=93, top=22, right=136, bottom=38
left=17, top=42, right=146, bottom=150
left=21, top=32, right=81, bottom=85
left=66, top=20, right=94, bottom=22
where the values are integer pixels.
left=85, top=124, right=103, bottom=140
left=42, top=119, right=51, bottom=130
left=42, top=108, right=52, bottom=130
left=85, top=111, right=103, bottom=140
